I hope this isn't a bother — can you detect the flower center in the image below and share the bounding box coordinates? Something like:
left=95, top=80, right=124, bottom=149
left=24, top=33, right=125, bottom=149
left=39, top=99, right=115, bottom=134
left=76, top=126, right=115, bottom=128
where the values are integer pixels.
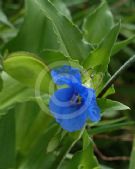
left=71, top=94, right=82, bottom=105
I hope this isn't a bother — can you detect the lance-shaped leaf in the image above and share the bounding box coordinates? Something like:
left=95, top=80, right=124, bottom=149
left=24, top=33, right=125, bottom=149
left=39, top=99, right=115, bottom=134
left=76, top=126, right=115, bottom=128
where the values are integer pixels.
left=5, top=0, right=60, bottom=55
left=3, top=52, right=51, bottom=93
left=83, top=1, right=114, bottom=44
left=112, top=35, right=135, bottom=56
left=83, top=23, right=120, bottom=72
left=33, top=0, right=91, bottom=61
left=50, top=0, right=71, bottom=19
left=97, top=98, right=130, bottom=113
left=89, top=121, right=135, bottom=136
left=5, top=0, right=91, bottom=62
left=0, top=9, right=13, bottom=28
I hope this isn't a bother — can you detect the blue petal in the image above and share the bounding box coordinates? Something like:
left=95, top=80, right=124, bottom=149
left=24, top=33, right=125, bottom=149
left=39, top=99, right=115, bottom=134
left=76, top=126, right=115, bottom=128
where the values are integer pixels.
left=51, top=65, right=81, bottom=86
left=74, top=85, right=101, bottom=121
left=49, top=82, right=100, bottom=132
left=49, top=87, right=75, bottom=116
left=86, top=90, right=101, bottom=122
left=49, top=87, right=87, bottom=132
left=49, top=87, right=83, bottom=117
left=73, top=83, right=92, bottom=100
left=87, top=105, right=101, bottom=122
left=56, top=113, right=87, bottom=132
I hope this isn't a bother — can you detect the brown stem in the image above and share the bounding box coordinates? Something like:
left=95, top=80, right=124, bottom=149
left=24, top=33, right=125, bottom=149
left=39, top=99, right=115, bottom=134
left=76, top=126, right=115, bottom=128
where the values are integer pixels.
left=94, top=144, right=130, bottom=161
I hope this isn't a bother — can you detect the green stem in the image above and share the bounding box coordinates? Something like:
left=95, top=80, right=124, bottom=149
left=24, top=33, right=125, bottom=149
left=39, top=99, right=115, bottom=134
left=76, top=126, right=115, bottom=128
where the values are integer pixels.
left=98, top=55, right=135, bottom=98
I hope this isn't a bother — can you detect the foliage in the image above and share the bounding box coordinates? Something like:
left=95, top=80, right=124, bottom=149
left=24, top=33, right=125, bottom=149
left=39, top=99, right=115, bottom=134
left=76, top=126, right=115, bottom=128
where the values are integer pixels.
left=0, top=0, right=135, bottom=169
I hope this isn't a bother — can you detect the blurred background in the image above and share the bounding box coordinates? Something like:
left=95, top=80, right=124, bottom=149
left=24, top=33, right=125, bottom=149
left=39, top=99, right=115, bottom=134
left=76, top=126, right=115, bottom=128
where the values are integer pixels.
left=0, top=0, right=135, bottom=169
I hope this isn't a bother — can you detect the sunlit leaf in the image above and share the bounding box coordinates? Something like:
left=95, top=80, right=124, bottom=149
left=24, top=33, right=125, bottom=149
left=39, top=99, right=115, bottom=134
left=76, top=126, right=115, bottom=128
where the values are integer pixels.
left=3, top=52, right=51, bottom=93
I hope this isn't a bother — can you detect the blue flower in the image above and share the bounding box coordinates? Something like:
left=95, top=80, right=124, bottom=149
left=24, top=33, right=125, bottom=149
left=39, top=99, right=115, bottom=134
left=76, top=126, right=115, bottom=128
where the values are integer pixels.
left=51, top=65, right=82, bottom=85
left=49, top=65, right=101, bottom=132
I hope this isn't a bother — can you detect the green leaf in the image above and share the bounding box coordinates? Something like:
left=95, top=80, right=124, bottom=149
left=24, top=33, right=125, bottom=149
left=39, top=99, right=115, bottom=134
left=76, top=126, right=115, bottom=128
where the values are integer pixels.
left=17, top=124, right=83, bottom=169
left=129, top=136, right=135, bottom=169
left=3, top=52, right=51, bottom=93
left=41, top=50, right=68, bottom=65
left=83, top=1, right=114, bottom=44
left=50, top=130, right=84, bottom=169
left=15, top=101, right=53, bottom=154
left=101, top=165, right=114, bottom=169
left=112, top=35, right=135, bottom=56
left=0, top=57, right=4, bottom=91
left=41, top=50, right=84, bottom=70
left=18, top=124, right=60, bottom=169
left=46, top=134, right=61, bottom=153
left=90, top=71, right=115, bottom=97
left=0, top=74, right=3, bottom=91
left=62, top=130, right=100, bottom=169
left=81, top=130, right=100, bottom=169
left=91, top=117, right=127, bottom=127
left=5, top=0, right=59, bottom=55
left=15, top=101, right=84, bottom=169
left=50, top=0, right=71, bottom=19
left=33, top=0, right=91, bottom=61
left=89, top=121, right=135, bottom=136
left=5, top=0, right=91, bottom=62
left=0, top=72, right=34, bottom=111
left=0, top=110, right=15, bottom=169
left=83, top=23, right=120, bottom=72
left=97, top=98, right=130, bottom=113
left=63, top=0, right=87, bottom=6
left=0, top=9, right=13, bottom=28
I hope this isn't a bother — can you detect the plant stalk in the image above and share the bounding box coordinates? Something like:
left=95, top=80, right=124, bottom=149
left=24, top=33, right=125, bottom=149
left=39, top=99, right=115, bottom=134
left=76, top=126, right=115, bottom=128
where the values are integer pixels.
left=98, top=55, right=135, bottom=98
